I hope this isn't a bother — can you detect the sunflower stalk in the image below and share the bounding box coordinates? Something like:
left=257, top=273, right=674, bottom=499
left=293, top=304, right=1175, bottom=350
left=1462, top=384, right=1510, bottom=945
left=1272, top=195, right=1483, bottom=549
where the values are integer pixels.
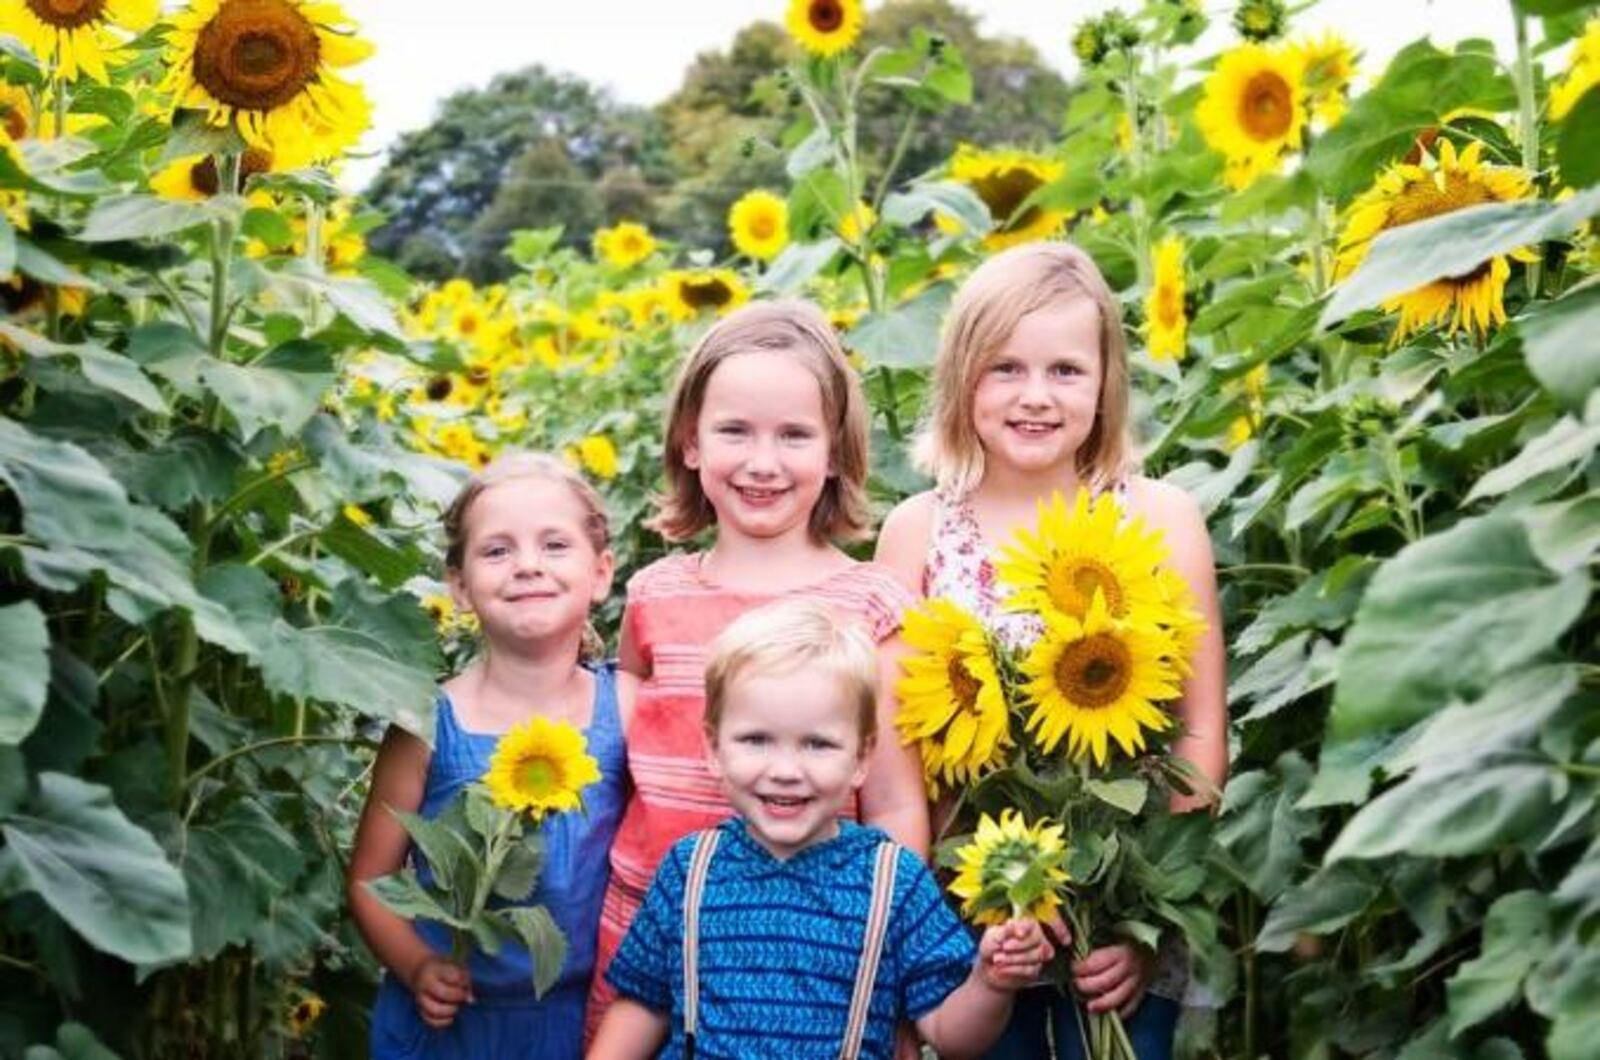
left=1512, top=8, right=1543, bottom=298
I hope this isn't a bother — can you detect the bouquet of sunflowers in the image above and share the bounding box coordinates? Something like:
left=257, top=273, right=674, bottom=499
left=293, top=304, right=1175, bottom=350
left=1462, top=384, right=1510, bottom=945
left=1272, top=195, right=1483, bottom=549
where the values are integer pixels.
left=367, top=718, right=601, bottom=997
left=899, top=489, right=1215, bottom=1060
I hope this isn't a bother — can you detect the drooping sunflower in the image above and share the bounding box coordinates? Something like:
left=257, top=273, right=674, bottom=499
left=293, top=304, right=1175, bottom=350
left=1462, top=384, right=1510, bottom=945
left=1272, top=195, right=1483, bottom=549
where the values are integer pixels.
left=1292, top=31, right=1357, bottom=127
left=785, top=0, right=863, bottom=59
left=995, top=489, right=1176, bottom=629
left=1335, top=139, right=1534, bottom=344
left=159, top=0, right=374, bottom=170
left=148, top=146, right=274, bottom=200
left=948, top=143, right=1067, bottom=249
left=1195, top=43, right=1306, bottom=190
left=896, top=598, right=1012, bottom=797
left=0, top=0, right=158, bottom=83
left=948, top=809, right=1071, bottom=926
left=1145, top=235, right=1187, bottom=361
left=1551, top=19, right=1600, bottom=121
left=1020, top=593, right=1181, bottom=766
left=728, top=189, right=789, bottom=262
left=593, top=220, right=656, bottom=268
left=1232, top=0, right=1287, bottom=43
left=664, top=268, right=749, bottom=318
left=484, top=717, right=601, bottom=818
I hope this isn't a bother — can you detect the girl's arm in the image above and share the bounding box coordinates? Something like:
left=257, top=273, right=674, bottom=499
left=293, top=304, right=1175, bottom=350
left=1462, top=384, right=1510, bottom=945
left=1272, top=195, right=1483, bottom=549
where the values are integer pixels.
left=872, top=491, right=936, bottom=594
left=347, top=726, right=470, bottom=1024
left=1135, top=478, right=1228, bottom=810
left=860, top=634, right=932, bottom=859
left=588, top=997, right=670, bottom=1059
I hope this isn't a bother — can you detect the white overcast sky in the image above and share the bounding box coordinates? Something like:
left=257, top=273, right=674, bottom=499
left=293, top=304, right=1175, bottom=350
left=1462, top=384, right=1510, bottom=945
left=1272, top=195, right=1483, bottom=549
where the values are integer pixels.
left=336, top=0, right=1525, bottom=190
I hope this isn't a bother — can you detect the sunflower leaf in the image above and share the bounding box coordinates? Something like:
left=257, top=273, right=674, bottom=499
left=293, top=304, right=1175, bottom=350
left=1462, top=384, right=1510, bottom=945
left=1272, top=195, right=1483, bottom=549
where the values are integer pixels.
left=1515, top=282, right=1600, bottom=410
left=492, top=835, right=545, bottom=902
left=1555, top=86, right=1600, bottom=188
left=502, top=905, right=567, bottom=999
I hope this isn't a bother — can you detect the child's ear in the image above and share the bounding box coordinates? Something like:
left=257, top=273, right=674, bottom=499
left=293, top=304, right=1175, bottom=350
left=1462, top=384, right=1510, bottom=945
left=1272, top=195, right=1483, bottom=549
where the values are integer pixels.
left=446, top=566, right=472, bottom=614
left=683, top=437, right=701, bottom=471
left=591, top=548, right=616, bottom=604
left=851, top=733, right=875, bottom=790
left=702, top=726, right=724, bottom=778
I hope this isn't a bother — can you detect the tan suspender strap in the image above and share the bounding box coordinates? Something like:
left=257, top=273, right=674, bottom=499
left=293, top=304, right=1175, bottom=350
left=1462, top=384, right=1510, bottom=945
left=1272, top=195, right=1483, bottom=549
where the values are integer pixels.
left=838, top=841, right=901, bottom=1060
left=682, top=829, right=720, bottom=1053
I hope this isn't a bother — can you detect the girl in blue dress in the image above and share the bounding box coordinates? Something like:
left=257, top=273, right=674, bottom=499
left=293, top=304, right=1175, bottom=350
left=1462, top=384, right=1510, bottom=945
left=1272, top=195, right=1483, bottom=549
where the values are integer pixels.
left=349, top=452, right=630, bottom=1059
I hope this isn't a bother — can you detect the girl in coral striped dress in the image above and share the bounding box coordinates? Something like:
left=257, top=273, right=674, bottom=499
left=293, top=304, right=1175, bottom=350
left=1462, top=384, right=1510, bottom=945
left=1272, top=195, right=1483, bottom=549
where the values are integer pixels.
left=585, top=301, right=930, bottom=1040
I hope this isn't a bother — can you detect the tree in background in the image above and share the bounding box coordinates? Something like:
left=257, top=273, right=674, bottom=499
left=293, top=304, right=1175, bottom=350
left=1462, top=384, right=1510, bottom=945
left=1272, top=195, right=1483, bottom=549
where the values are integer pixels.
left=364, top=65, right=671, bottom=280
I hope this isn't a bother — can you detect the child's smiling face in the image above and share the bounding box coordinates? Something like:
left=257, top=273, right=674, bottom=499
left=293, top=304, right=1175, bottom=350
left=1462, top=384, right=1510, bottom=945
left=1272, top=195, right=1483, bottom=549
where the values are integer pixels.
left=684, top=350, right=832, bottom=548
left=706, top=665, right=871, bottom=860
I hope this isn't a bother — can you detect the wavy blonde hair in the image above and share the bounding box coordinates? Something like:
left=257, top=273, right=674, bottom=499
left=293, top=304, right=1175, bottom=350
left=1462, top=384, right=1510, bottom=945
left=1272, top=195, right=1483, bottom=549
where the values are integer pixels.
left=914, top=241, right=1133, bottom=496
left=652, top=300, right=871, bottom=543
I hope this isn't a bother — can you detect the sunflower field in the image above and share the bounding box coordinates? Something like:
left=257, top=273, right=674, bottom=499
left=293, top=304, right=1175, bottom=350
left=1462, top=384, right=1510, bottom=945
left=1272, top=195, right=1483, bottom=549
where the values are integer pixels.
left=0, top=0, right=1597, bottom=1056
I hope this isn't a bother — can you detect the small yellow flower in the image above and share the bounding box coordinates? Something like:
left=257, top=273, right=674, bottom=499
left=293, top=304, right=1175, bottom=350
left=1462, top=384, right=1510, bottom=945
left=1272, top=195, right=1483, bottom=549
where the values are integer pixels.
left=593, top=221, right=657, bottom=268
left=785, top=0, right=864, bottom=58
left=949, top=810, right=1071, bottom=926
left=575, top=435, right=619, bottom=480
left=728, top=190, right=790, bottom=262
left=1145, top=236, right=1187, bottom=361
left=341, top=503, right=373, bottom=528
left=1196, top=43, right=1307, bottom=190
left=285, top=992, right=325, bottom=1038
left=836, top=200, right=876, bottom=245
left=484, top=717, right=602, bottom=819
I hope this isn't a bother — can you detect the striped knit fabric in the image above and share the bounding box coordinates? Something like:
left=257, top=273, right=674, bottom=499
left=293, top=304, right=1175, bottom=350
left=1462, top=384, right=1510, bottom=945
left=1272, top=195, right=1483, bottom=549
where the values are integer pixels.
left=605, top=819, right=976, bottom=1059
left=586, top=553, right=914, bottom=1039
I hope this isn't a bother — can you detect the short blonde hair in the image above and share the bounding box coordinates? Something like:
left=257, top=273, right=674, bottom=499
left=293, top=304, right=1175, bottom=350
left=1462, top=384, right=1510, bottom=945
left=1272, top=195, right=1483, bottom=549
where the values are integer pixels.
left=704, top=599, right=879, bottom=743
left=651, top=300, right=871, bottom=543
left=914, top=241, right=1133, bottom=496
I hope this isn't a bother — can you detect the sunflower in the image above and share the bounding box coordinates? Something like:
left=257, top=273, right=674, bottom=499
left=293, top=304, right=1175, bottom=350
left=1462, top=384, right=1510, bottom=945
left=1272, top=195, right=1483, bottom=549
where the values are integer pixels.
left=1, top=83, right=35, bottom=141
left=836, top=199, right=876, bottom=245
left=1195, top=43, right=1306, bottom=190
left=1292, top=31, right=1357, bottom=127
left=1145, top=235, right=1187, bottom=361
left=995, top=489, right=1178, bottom=630
left=420, top=591, right=479, bottom=637
left=148, top=146, right=274, bottom=200
left=573, top=434, right=619, bottom=480
left=896, top=598, right=1012, bottom=797
left=1232, top=0, right=1286, bottom=43
left=665, top=268, right=749, bottom=318
left=483, top=717, right=601, bottom=818
left=1551, top=19, right=1600, bottom=121
left=0, top=0, right=158, bottom=83
left=948, top=144, right=1068, bottom=250
left=948, top=810, right=1071, bottom=926
left=1020, top=593, right=1181, bottom=766
left=1335, top=139, right=1534, bottom=343
left=728, top=189, right=789, bottom=262
left=785, top=0, right=863, bottom=59
left=160, top=0, right=374, bottom=170
left=285, top=992, right=325, bottom=1038
left=593, top=220, right=656, bottom=268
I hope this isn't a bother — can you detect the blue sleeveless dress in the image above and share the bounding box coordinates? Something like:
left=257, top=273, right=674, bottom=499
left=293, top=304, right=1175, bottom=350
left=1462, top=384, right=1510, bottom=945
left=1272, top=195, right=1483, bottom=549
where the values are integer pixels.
left=370, top=662, right=627, bottom=1059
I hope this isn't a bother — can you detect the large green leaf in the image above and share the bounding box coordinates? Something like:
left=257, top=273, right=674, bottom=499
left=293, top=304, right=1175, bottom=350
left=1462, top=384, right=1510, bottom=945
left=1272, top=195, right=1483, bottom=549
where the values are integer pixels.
left=0, top=324, right=167, bottom=414
left=1520, top=491, right=1600, bottom=573
left=1329, top=514, right=1589, bottom=738
left=1465, top=415, right=1600, bottom=502
left=23, top=1022, right=122, bottom=1060
left=0, top=417, right=133, bottom=547
left=1386, top=665, right=1580, bottom=780
left=1, top=773, right=191, bottom=963
left=882, top=180, right=991, bottom=237
left=1446, top=890, right=1551, bottom=1036
left=754, top=238, right=842, bottom=295
left=1306, top=41, right=1516, bottom=200
left=366, top=870, right=463, bottom=926
left=1326, top=763, right=1561, bottom=862
left=78, top=194, right=221, bottom=242
left=0, top=602, right=49, bottom=745
left=1255, top=862, right=1382, bottom=952
left=1216, top=752, right=1318, bottom=902
left=1321, top=186, right=1600, bottom=329
left=1555, top=86, right=1600, bottom=189
left=1515, top=283, right=1600, bottom=410
left=501, top=905, right=567, bottom=998
left=107, top=427, right=245, bottom=510
left=847, top=286, right=951, bottom=368
left=203, top=340, right=336, bottom=441
left=182, top=798, right=306, bottom=960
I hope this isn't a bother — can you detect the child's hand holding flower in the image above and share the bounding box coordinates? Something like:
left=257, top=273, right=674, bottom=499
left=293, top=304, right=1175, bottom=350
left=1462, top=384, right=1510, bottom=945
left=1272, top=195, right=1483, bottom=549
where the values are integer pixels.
left=979, top=917, right=1055, bottom=991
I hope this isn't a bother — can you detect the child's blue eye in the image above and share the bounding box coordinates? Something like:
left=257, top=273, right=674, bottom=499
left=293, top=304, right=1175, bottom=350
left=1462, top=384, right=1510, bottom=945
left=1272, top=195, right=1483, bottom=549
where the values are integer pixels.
left=803, top=736, right=840, bottom=751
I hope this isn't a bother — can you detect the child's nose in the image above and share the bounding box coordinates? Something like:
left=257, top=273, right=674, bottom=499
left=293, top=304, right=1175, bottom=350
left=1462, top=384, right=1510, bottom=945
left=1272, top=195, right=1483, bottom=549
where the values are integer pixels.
left=743, top=436, right=780, bottom=475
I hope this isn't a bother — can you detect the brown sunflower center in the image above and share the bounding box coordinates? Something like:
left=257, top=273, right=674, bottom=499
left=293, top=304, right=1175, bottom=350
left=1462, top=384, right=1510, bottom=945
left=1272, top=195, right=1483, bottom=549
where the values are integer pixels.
left=947, top=656, right=983, bottom=714
left=1, top=102, right=27, bottom=141
left=747, top=212, right=777, bottom=240
left=516, top=757, right=558, bottom=796
left=1238, top=70, right=1293, bottom=142
left=466, top=364, right=491, bottom=386
left=1387, top=172, right=1496, bottom=228
left=193, top=0, right=322, bottom=112
left=1153, top=283, right=1184, bottom=328
left=1052, top=633, right=1132, bottom=708
left=24, top=0, right=106, bottom=30
left=681, top=277, right=733, bottom=310
left=424, top=375, right=453, bottom=401
left=971, top=166, right=1046, bottom=230
left=188, top=146, right=274, bottom=195
left=1045, top=559, right=1125, bottom=619
left=808, top=0, right=845, bottom=33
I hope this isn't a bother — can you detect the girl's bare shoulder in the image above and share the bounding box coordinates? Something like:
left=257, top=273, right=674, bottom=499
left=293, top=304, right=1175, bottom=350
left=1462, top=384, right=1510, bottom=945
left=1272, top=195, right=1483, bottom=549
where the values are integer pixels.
left=874, top=489, right=940, bottom=590
left=1124, top=474, right=1206, bottom=535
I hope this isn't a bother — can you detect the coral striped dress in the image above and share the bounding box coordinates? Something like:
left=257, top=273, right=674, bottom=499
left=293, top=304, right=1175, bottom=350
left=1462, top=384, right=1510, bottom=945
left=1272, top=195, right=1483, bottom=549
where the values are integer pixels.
left=585, top=552, right=913, bottom=1037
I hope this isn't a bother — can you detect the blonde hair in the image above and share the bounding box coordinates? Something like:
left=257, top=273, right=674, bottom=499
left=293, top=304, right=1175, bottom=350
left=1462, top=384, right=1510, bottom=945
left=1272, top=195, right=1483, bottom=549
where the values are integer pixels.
left=442, top=451, right=611, bottom=660
left=704, top=599, right=879, bottom=743
left=651, top=300, right=871, bottom=543
left=914, top=241, right=1132, bottom=496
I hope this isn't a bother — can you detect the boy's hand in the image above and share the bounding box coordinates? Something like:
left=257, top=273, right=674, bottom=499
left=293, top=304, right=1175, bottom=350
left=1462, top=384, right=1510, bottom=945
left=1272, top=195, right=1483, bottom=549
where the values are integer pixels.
left=1073, top=942, right=1151, bottom=1017
left=410, top=955, right=474, bottom=1028
left=978, top=917, right=1053, bottom=991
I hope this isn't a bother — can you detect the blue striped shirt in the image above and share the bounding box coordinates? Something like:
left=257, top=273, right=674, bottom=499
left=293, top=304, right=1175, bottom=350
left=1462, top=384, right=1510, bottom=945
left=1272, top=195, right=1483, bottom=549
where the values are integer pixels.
left=605, top=819, right=976, bottom=1059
